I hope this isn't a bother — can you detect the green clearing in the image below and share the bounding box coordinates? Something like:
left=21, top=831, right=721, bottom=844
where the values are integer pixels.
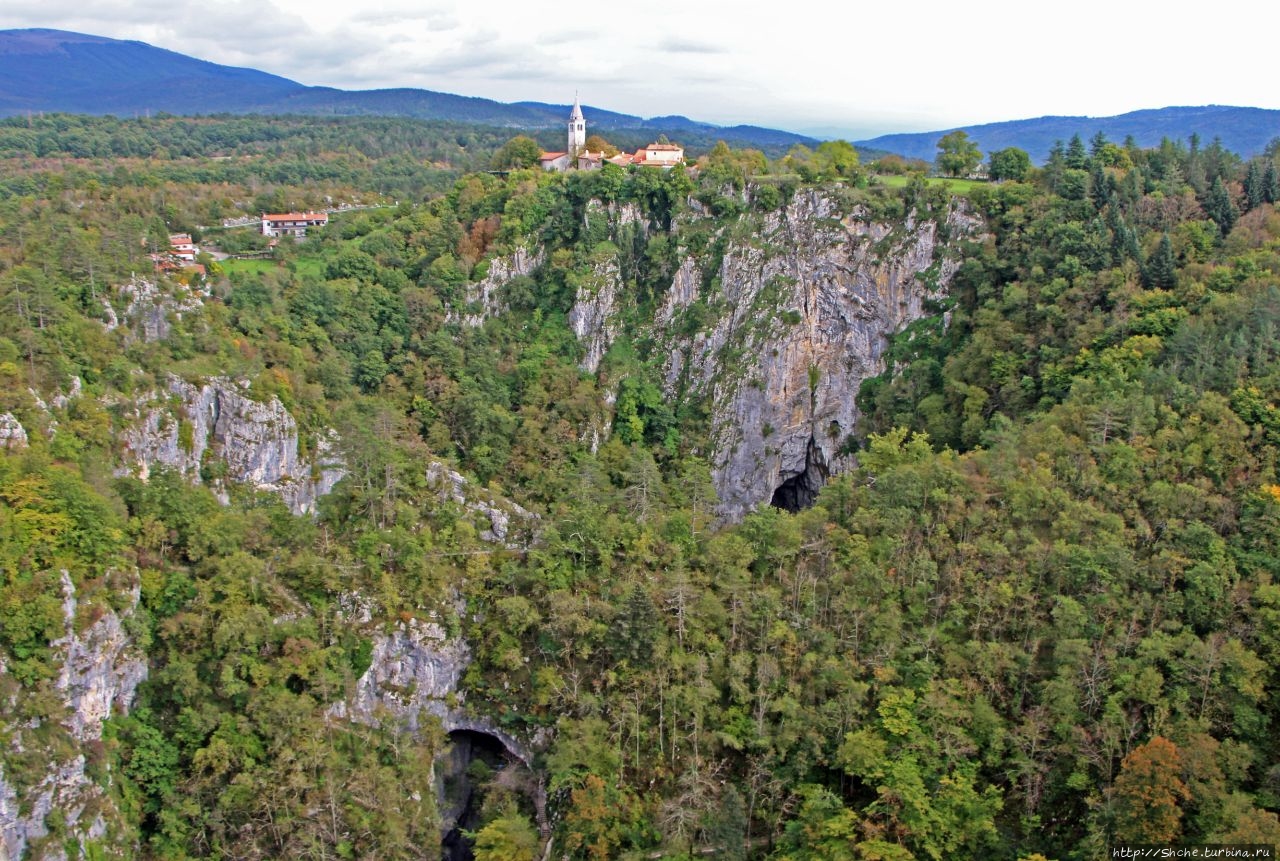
left=219, top=253, right=325, bottom=279
left=219, top=257, right=278, bottom=276
left=872, top=174, right=988, bottom=196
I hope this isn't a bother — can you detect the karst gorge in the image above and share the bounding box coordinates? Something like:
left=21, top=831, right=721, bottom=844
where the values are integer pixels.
left=1, top=113, right=1280, bottom=860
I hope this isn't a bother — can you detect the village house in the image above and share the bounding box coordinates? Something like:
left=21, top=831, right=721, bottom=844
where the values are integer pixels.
left=168, top=233, right=197, bottom=261
left=261, top=211, right=329, bottom=238
left=150, top=232, right=205, bottom=277
left=541, top=96, right=684, bottom=172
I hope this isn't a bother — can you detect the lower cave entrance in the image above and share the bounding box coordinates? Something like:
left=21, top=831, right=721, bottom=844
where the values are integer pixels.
left=770, top=437, right=829, bottom=513
left=439, top=730, right=512, bottom=861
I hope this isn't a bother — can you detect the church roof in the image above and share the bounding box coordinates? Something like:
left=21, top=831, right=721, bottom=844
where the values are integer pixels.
left=569, top=93, right=584, bottom=121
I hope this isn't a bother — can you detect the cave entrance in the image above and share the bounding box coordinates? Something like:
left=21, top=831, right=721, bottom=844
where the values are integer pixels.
left=770, top=437, right=829, bottom=513
left=439, top=730, right=512, bottom=861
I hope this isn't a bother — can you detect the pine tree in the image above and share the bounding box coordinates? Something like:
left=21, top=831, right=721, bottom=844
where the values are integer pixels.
left=1090, top=130, right=1109, bottom=159
left=1204, top=176, right=1239, bottom=235
left=1144, top=234, right=1177, bottom=289
left=1090, top=163, right=1113, bottom=211
left=1244, top=160, right=1265, bottom=210
left=1065, top=134, right=1089, bottom=169
left=1264, top=159, right=1280, bottom=204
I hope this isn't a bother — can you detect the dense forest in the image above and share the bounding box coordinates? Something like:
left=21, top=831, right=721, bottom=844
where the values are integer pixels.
left=1, top=113, right=1280, bottom=861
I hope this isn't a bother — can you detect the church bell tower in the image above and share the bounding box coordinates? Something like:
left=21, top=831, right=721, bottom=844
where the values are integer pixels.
left=568, top=93, right=586, bottom=158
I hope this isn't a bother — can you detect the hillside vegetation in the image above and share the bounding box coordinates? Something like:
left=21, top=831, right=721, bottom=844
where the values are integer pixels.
left=1, top=116, right=1280, bottom=861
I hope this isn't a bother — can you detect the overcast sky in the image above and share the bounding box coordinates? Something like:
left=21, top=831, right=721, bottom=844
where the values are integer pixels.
left=2, top=0, right=1277, bottom=139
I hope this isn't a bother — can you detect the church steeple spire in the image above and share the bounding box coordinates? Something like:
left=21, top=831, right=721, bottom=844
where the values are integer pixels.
left=568, top=92, right=586, bottom=158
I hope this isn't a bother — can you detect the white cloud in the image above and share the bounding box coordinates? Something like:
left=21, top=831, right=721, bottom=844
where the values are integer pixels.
left=2, top=0, right=1278, bottom=136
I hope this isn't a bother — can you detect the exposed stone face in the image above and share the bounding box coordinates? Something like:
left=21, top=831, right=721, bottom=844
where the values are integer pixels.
left=660, top=190, right=983, bottom=521
left=331, top=615, right=532, bottom=762
left=0, top=572, right=147, bottom=861
left=455, top=246, right=543, bottom=328
left=0, top=413, right=27, bottom=450
left=54, top=572, right=148, bottom=743
left=333, top=617, right=471, bottom=733
left=568, top=256, right=621, bottom=374
left=119, top=375, right=345, bottom=515
left=107, top=276, right=206, bottom=343
left=425, top=461, right=538, bottom=546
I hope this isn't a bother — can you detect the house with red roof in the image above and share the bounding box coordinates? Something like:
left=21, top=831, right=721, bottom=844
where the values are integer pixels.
left=261, top=212, right=329, bottom=238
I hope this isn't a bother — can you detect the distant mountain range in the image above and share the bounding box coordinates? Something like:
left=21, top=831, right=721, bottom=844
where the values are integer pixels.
left=3, top=29, right=1279, bottom=161
left=0, top=28, right=816, bottom=151
left=855, top=105, right=1280, bottom=162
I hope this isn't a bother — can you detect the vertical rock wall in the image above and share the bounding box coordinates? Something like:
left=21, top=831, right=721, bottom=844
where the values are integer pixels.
left=118, top=375, right=345, bottom=515
left=658, top=190, right=983, bottom=520
left=0, top=572, right=147, bottom=861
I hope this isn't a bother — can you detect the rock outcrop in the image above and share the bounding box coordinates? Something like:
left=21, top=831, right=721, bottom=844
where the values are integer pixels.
left=0, top=572, right=147, bottom=861
left=568, top=256, right=622, bottom=374
left=0, top=413, right=27, bottom=450
left=455, top=246, right=543, bottom=328
left=332, top=612, right=533, bottom=763
left=119, top=375, right=344, bottom=515
left=103, top=277, right=206, bottom=343
left=657, top=190, right=983, bottom=520
left=425, top=461, right=538, bottom=546
left=332, top=616, right=473, bottom=732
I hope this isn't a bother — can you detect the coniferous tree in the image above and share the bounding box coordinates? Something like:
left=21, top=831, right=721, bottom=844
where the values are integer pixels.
left=1090, top=163, right=1113, bottom=211
left=1065, top=134, right=1089, bottom=169
left=1044, top=140, right=1067, bottom=192
left=1264, top=159, right=1280, bottom=204
left=1205, top=176, right=1238, bottom=235
left=1090, top=130, right=1109, bottom=160
left=1244, top=160, right=1265, bottom=211
left=1144, top=234, right=1177, bottom=288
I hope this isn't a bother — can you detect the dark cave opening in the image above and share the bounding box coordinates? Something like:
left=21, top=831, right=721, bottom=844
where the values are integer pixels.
left=440, top=730, right=511, bottom=861
left=770, top=437, right=829, bottom=513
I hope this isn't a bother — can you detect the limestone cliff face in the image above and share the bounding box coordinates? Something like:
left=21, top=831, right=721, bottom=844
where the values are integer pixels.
left=118, top=375, right=345, bottom=515
left=568, top=256, right=621, bottom=374
left=0, top=413, right=27, bottom=450
left=658, top=191, right=982, bottom=520
left=549, top=189, right=983, bottom=521
left=455, top=246, right=543, bottom=328
left=0, top=572, right=147, bottom=861
left=562, top=189, right=980, bottom=520
left=102, top=277, right=206, bottom=343
left=331, top=613, right=532, bottom=763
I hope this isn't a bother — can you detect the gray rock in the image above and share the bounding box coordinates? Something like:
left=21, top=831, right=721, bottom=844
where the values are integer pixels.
left=568, top=257, right=621, bottom=374
left=54, top=572, right=147, bottom=743
left=119, top=375, right=346, bottom=516
left=332, top=616, right=532, bottom=765
left=0, top=413, right=26, bottom=450
left=425, top=461, right=537, bottom=546
left=454, top=246, right=543, bottom=328
left=659, top=190, right=984, bottom=521
left=112, top=277, right=206, bottom=343
left=0, top=572, right=146, bottom=861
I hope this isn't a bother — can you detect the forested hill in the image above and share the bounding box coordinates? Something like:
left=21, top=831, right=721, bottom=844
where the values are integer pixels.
left=3, top=116, right=1280, bottom=861
left=0, top=28, right=304, bottom=114
left=0, top=28, right=817, bottom=151
left=858, top=104, right=1280, bottom=162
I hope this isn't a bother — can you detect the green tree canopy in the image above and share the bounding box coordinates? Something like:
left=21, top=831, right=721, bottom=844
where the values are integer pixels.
left=491, top=135, right=544, bottom=170
left=935, top=130, right=982, bottom=178
left=988, top=147, right=1031, bottom=182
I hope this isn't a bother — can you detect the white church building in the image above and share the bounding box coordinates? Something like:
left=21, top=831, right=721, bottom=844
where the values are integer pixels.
left=539, top=95, right=684, bottom=172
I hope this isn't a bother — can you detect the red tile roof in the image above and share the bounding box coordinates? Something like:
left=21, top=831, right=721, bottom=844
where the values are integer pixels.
left=262, top=212, right=328, bottom=222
